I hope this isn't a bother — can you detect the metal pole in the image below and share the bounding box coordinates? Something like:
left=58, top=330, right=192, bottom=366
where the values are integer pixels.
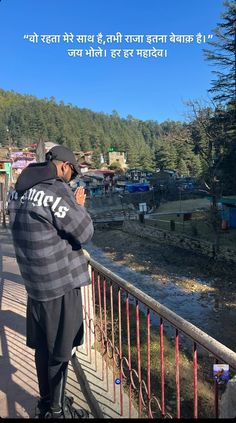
left=0, top=183, right=6, bottom=228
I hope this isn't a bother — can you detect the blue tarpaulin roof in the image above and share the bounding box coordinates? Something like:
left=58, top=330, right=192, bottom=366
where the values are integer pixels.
left=126, top=183, right=150, bottom=193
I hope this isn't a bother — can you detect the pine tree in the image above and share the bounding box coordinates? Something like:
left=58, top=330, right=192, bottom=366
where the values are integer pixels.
left=155, top=142, right=177, bottom=170
left=0, top=123, right=8, bottom=146
left=127, top=144, right=141, bottom=168
left=92, top=148, right=102, bottom=168
left=178, top=158, right=188, bottom=176
left=189, top=154, right=202, bottom=177
left=204, top=0, right=236, bottom=105
left=139, top=143, right=156, bottom=170
left=202, top=1, right=236, bottom=193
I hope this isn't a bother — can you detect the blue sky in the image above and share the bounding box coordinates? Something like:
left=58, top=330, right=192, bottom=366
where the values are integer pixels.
left=0, top=0, right=224, bottom=123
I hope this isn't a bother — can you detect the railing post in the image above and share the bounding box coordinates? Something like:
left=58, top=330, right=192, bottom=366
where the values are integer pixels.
left=160, top=317, right=165, bottom=416
left=76, top=255, right=95, bottom=355
left=193, top=342, right=198, bottom=418
left=175, top=329, right=180, bottom=418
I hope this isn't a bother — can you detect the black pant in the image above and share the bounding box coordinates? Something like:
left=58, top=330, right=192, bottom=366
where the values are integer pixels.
left=35, top=346, right=69, bottom=411
left=27, top=288, right=84, bottom=361
left=27, top=288, right=84, bottom=411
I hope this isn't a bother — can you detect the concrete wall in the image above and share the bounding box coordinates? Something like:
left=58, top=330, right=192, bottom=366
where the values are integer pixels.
left=122, top=220, right=236, bottom=264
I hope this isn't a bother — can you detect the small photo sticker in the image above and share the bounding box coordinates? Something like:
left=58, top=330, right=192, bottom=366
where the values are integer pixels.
left=213, top=364, right=230, bottom=383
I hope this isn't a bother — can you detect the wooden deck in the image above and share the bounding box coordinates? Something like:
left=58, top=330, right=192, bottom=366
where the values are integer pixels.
left=0, top=228, right=90, bottom=418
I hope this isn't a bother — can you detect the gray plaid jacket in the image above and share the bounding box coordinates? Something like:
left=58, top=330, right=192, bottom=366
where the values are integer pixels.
left=8, top=178, right=94, bottom=301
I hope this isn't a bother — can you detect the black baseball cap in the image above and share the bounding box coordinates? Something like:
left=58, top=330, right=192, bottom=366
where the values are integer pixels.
left=45, top=145, right=80, bottom=177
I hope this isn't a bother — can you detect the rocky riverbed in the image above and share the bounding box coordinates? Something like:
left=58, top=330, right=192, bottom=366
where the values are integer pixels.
left=87, top=228, right=236, bottom=353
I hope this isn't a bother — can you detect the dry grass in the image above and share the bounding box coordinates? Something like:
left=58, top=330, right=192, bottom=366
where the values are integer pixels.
left=94, top=297, right=217, bottom=419
left=156, top=198, right=210, bottom=213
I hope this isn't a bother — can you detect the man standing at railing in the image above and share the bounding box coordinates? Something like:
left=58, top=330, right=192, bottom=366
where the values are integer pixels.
left=7, top=145, right=94, bottom=419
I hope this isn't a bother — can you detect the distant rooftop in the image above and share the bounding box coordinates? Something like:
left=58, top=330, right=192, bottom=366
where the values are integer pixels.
left=220, top=196, right=236, bottom=206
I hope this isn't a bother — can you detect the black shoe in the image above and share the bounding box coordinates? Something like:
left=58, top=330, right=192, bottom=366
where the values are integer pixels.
left=45, top=402, right=89, bottom=419
left=35, top=398, right=50, bottom=418
left=35, top=395, right=75, bottom=419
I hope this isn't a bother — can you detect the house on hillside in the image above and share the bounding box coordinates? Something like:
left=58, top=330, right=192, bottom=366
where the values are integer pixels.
left=221, top=197, right=236, bottom=229
left=94, top=169, right=114, bottom=178
left=79, top=164, right=89, bottom=174
left=76, top=151, right=93, bottom=165
left=75, top=151, right=94, bottom=173
left=126, top=168, right=154, bottom=182
left=80, top=172, right=104, bottom=197
left=108, top=151, right=127, bottom=169
left=0, top=159, right=12, bottom=197
left=150, top=169, right=177, bottom=186
left=10, top=151, right=36, bottom=181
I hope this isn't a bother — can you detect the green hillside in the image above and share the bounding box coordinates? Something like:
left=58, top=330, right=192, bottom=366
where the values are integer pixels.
left=0, top=88, right=202, bottom=174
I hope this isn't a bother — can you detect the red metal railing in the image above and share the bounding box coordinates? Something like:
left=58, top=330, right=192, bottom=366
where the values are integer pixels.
left=81, top=257, right=236, bottom=419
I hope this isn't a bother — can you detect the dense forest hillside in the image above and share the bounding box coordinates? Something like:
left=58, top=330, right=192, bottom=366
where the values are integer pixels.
left=0, top=88, right=203, bottom=176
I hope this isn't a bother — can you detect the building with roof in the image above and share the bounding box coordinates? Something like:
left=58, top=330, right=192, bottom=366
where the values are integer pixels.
left=221, top=197, right=236, bottom=229
left=108, top=151, right=127, bottom=169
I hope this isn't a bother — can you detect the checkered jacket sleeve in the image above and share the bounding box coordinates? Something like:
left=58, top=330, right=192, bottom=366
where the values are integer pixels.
left=51, top=182, right=94, bottom=247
